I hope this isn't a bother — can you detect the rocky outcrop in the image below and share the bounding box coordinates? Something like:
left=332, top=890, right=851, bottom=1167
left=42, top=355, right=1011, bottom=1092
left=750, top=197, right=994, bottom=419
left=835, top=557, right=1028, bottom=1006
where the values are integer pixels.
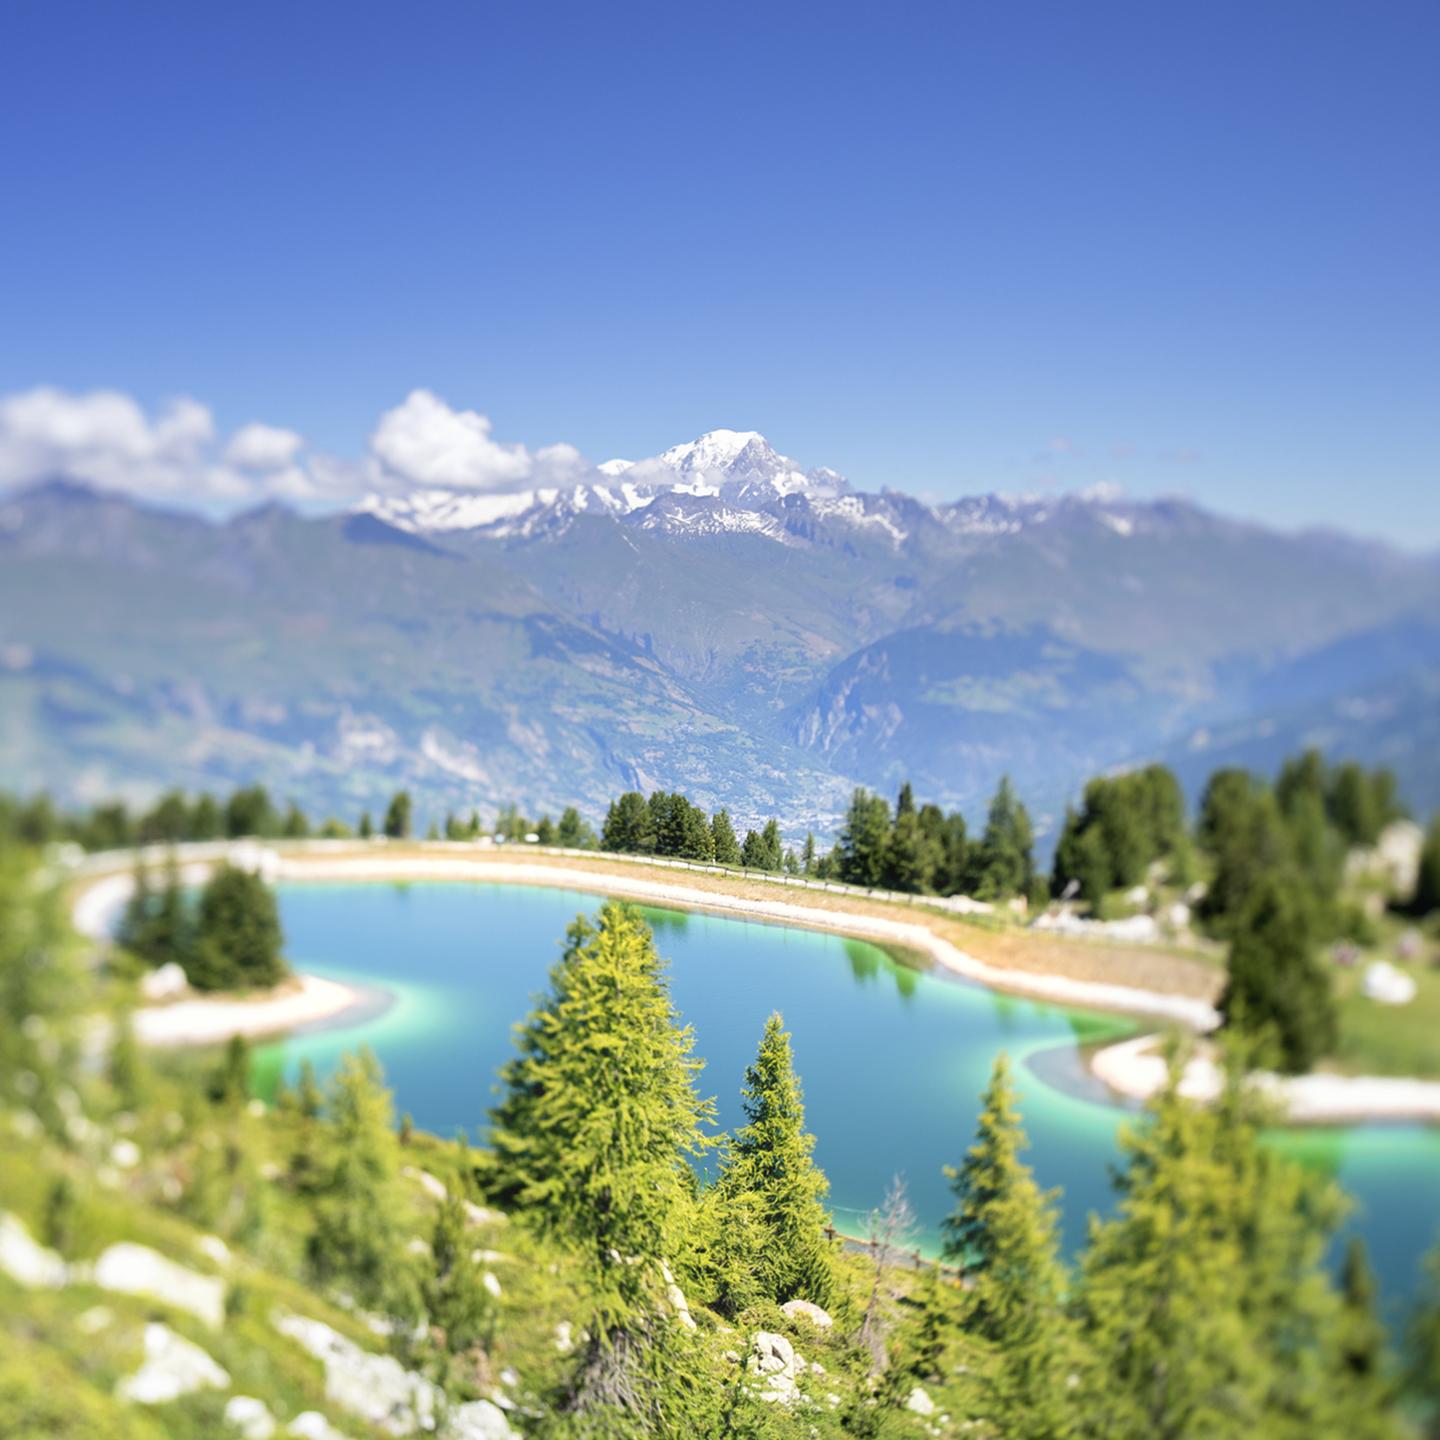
left=116, top=1321, right=230, bottom=1404
left=779, top=1298, right=833, bottom=1329
left=0, top=1212, right=67, bottom=1288
left=225, top=1394, right=278, bottom=1439
left=94, top=1241, right=227, bottom=1328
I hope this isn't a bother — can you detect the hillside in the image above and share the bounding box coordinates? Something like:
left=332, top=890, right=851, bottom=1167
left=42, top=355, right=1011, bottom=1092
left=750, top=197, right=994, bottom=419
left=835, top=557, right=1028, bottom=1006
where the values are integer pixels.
left=3, top=433, right=1438, bottom=833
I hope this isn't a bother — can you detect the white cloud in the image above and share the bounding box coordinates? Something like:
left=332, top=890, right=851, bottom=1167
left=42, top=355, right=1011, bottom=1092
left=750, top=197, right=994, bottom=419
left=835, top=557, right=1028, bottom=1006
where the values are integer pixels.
left=365, top=389, right=594, bottom=493
left=0, top=387, right=216, bottom=497
left=225, top=421, right=304, bottom=471
left=368, top=389, right=533, bottom=491
left=0, top=384, right=597, bottom=508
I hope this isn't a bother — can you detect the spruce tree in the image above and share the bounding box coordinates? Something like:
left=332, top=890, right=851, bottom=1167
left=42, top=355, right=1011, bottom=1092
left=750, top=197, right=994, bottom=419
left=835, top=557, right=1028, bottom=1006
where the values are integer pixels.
left=426, top=1189, right=493, bottom=1357
left=716, top=1013, right=832, bottom=1306
left=1410, top=1244, right=1440, bottom=1440
left=308, top=1048, right=414, bottom=1317
left=711, top=809, right=741, bottom=865
left=189, top=863, right=286, bottom=991
left=942, top=1054, right=1075, bottom=1439
left=971, top=777, right=1034, bottom=900
left=601, top=791, right=653, bottom=853
left=1220, top=870, right=1337, bottom=1073
left=383, top=790, right=412, bottom=840
left=1413, top=816, right=1440, bottom=917
left=836, top=788, right=891, bottom=887
left=484, top=903, right=713, bottom=1414
left=1079, top=1055, right=1264, bottom=1438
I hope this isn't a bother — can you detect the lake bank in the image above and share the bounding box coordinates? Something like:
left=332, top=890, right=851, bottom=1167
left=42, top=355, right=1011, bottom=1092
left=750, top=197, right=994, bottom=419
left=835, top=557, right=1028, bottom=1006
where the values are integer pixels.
left=68, top=841, right=1440, bottom=1124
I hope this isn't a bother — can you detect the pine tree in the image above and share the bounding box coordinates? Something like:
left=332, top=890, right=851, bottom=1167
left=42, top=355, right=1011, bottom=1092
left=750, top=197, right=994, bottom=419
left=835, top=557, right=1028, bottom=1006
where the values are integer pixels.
left=308, top=1048, right=415, bottom=1317
left=282, top=801, right=310, bottom=839
left=836, top=788, right=891, bottom=887
left=426, top=1189, right=493, bottom=1357
left=1197, top=769, right=1293, bottom=935
left=1078, top=1054, right=1264, bottom=1438
left=942, top=1054, right=1076, bottom=1439
left=1410, top=1244, right=1440, bottom=1440
left=225, top=784, right=277, bottom=838
left=971, top=777, right=1035, bottom=900
left=188, top=863, right=287, bottom=991
left=884, top=807, right=933, bottom=893
left=1220, top=870, right=1337, bottom=1073
left=800, top=832, right=816, bottom=875
left=557, top=806, right=592, bottom=848
left=1338, top=1238, right=1387, bottom=1384
left=759, top=819, right=784, bottom=872
left=601, top=791, right=653, bottom=853
left=716, top=1013, right=832, bottom=1307
left=484, top=903, right=713, bottom=1415
left=383, top=790, right=412, bottom=839
left=358, top=810, right=373, bottom=839
left=711, top=810, right=741, bottom=866
left=1413, top=816, right=1440, bottom=917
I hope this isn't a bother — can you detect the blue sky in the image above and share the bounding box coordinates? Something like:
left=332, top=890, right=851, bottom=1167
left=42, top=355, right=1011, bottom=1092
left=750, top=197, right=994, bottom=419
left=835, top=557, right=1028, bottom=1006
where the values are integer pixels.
left=1, top=0, right=1437, bottom=543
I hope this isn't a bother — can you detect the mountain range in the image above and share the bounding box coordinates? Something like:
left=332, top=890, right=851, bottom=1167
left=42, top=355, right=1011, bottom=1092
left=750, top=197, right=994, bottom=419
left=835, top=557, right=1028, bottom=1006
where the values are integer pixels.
left=3, top=429, right=1438, bottom=840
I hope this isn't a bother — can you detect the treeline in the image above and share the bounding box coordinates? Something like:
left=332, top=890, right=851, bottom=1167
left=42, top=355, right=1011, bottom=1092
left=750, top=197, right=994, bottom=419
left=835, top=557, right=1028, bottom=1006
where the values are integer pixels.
left=118, top=856, right=287, bottom=991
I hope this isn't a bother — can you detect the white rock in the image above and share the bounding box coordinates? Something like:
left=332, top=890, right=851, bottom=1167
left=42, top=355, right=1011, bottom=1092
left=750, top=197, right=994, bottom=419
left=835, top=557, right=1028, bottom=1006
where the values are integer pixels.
left=197, top=1234, right=232, bottom=1268
left=77, top=1305, right=115, bottom=1333
left=117, top=1321, right=230, bottom=1404
left=780, top=1298, right=833, bottom=1329
left=95, top=1242, right=227, bottom=1328
left=0, top=1212, right=67, bottom=1288
left=749, top=1331, right=796, bottom=1377
left=463, top=1200, right=508, bottom=1228
left=482, top=1270, right=502, bottom=1298
left=402, top=1166, right=449, bottom=1203
left=287, top=1414, right=351, bottom=1440
left=274, top=1312, right=439, bottom=1435
left=554, top=1321, right=574, bottom=1354
left=448, top=1398, right=521, bottom=1438
left=907, top=1386, right=936, bottom=1416
left=110, top=1138, right=142, bottom=1169
left=660, top=1260, right=694, bottom=1330
left=140, top=962, right=189, bottom=1001
left=225, top=1394, right=278, bottom=1439
left=1362, top=961, right=1418, bottom=1006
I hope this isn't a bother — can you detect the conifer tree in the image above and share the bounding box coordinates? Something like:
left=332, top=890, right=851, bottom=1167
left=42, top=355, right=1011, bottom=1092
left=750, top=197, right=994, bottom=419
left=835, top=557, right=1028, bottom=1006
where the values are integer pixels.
left=800, top=831, right=816, bottom=875
left=836, top=788, right=891, bottom=887
left=716, top=1013, right=832, bottom=1306
left=383, top=790, right=412, bottom=839
left=1220, top=870, right=1337, bottom=1073
left=1413, top=816, right=1440, bottom=917
left=1338, top=1237, right=1387, bottom=1386
left=426, top=1189, right=493, bottom=1357
left=358, top=810, right=373, bottom=839
left=308, top=1048, right=414, bottom=1317
left=711, top=809, right=741, bottom=865
left=942, top=1054, right=1075, bottom=1439
left=1078, top=1055, right=1263, bottom=1437
left=760, top=818, right=784, bottom=871
left=485, top=903, right=713, bottom=1414
left=601, top=791, right=653, bottom=853
left=970, top=777, right=1034, bottom=900
left=189, top=863, right=286, bottom=991
left=556, top=806, right=592, bottom=848
left=1410, top=1244, right=1440, bottom=1440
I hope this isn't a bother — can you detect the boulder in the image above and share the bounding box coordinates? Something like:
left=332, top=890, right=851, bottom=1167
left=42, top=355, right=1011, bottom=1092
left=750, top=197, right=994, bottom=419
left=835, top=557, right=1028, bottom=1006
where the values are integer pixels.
left=225, top=1395, right=278, bottom=1439
left=449, top=1398, right=521, bottom=1438
left=0, top=1212, right=67, bottom=1288
left=140, top=962, right=189, bottom=1002
left=1362, top=961, right=1418, bottom=1006
left=780, top=1299, right=833, bottom=1329
left=116, top=1322, right=229, bottom=1404
left=94, top=1241, right=227, bottom=1328
left=907, top=1386, right=936, bottom=1416
left=274, top=1312, right=439, bottom=1435
left=748, top=1330, right=806, bottom=1404
left=287, top=1414, right=351, bottom=1440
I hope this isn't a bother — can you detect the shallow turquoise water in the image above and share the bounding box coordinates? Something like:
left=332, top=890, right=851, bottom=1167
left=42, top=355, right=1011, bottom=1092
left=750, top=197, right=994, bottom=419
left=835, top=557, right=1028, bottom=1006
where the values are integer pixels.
left=254, top=880, right=1440, bottom=1313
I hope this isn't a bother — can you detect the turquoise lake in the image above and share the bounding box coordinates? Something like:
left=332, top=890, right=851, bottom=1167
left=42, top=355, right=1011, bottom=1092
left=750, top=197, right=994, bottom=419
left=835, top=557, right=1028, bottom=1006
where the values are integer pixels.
left=254, top=880, right=1440, bottom=1314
